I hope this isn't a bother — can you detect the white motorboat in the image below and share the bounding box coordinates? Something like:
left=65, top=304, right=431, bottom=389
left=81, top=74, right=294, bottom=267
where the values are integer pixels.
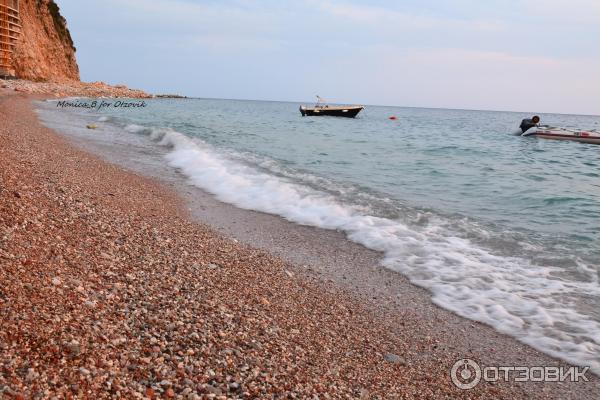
left=522, top=126, right=600, bottom=145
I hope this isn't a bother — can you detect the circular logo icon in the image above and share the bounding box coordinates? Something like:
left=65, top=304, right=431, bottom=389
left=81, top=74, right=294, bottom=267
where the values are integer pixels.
left=451, top=358, right=481, bottom=390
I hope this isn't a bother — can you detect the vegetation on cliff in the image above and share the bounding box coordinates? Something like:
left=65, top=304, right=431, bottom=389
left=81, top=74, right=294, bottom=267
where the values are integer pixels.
left=46, top=0, right=75, bottom=52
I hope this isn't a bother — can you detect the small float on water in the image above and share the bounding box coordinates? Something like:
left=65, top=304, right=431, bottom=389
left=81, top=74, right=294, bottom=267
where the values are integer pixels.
left=522, top=126, right=600, bottom=145
left=299, top=96, right=364, bottom=118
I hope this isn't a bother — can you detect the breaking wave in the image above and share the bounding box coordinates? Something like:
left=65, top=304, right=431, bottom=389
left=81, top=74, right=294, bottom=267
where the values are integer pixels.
left=134, top=125, right=600, bottom=374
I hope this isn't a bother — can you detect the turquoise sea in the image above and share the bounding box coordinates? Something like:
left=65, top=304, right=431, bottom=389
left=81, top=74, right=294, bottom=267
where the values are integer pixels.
left=37, top=98, right=600, bottom=373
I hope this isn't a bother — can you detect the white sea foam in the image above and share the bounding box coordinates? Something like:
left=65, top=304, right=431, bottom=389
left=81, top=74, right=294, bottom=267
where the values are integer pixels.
left=124, top=124, right=148, bottom=133
left=143, top=126, right=600, bottom=374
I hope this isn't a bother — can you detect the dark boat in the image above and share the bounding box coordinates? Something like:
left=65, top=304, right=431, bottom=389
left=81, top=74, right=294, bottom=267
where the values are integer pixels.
left=299, top=96, right=364, bottom=118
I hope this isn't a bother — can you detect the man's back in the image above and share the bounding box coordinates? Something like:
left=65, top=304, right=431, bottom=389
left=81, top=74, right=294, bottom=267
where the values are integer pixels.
left=520, top=116, right=540, bottom=133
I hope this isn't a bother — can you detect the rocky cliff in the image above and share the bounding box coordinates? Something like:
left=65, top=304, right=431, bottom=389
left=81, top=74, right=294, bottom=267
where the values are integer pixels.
left=13, top=0, right=79, bottom=81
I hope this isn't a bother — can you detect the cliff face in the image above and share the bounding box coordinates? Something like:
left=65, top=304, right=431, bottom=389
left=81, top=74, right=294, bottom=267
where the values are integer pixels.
left=13, top=0, right=79, bottom=82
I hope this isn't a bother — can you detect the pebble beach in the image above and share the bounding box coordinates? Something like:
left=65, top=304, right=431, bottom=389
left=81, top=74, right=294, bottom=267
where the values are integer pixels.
left=0, top=85, right=597, bottom=399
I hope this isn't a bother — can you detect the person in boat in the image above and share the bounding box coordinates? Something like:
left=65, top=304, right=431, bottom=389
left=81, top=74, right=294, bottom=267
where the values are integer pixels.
left=520, top=115, right=540, bottom=133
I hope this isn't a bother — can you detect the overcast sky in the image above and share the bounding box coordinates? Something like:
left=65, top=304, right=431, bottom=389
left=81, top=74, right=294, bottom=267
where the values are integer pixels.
left=57, top=0, right=599, bottom=115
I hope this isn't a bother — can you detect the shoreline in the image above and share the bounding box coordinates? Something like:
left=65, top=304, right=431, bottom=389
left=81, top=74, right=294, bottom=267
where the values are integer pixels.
left=1, top=90, right=597, bottom=398
left=37, top=94, right=600, bottom=398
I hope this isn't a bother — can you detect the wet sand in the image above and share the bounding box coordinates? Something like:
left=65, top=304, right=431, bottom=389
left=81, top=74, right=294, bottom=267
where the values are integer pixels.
left=1, top=90, right=597, bottom=399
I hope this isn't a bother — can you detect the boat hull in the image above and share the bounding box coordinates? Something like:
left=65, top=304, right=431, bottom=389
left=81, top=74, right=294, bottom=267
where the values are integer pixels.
left=299, top=106, right=363, bottom=118
left=522, top=127, right=600, bottom=145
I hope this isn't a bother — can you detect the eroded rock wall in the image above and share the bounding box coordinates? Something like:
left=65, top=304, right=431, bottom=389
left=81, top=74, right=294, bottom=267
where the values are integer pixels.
left=12, top=0, right=79, bottom=81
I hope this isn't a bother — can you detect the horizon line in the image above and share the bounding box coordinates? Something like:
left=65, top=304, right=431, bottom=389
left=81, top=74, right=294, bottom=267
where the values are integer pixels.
left=163, top=94, right=600, bottom=118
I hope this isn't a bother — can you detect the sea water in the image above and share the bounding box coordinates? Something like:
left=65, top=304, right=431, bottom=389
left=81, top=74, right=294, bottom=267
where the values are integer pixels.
left=36, top=98, right=600, bottom=373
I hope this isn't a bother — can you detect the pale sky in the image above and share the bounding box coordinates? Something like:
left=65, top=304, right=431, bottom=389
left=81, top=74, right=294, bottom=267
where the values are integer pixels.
left=57, top=0, right=600, bottom=115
